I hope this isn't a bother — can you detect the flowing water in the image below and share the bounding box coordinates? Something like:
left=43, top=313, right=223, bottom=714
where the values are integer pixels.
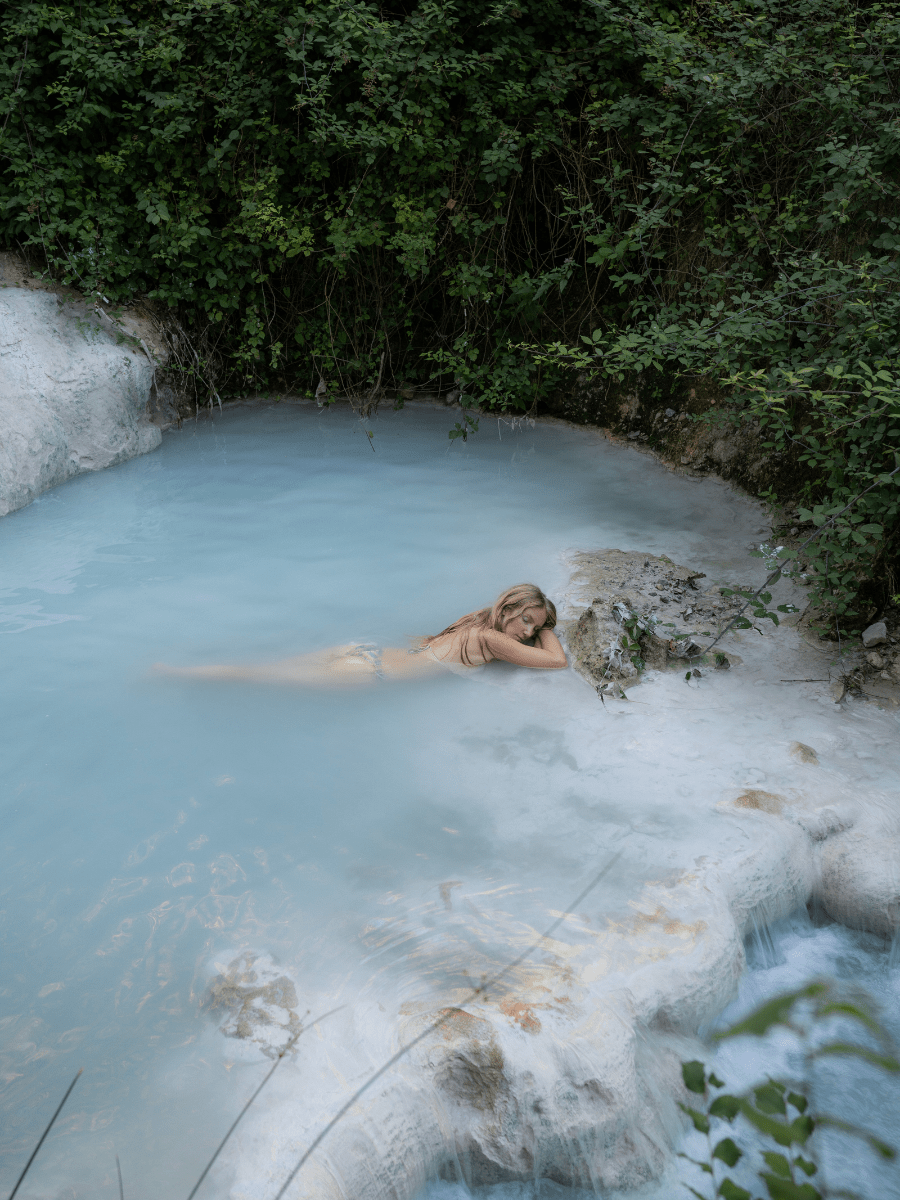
left=0, top=403, right=897, bottom=1200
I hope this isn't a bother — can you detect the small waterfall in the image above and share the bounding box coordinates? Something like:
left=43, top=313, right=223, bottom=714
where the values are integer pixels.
left=744, top=910, right=788, bottom=970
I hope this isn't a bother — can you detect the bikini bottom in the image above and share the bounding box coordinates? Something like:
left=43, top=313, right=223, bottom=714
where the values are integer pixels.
left=341, top=642, right=384, bottom=679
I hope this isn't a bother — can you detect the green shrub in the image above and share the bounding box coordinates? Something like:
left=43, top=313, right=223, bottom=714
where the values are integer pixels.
left=679, top=982, right=898, bottom=1200
left=3, top=0, right=900, bottom=610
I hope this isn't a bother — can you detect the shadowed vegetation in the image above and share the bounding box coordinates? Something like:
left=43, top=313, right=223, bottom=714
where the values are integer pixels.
left=2, top=0, right=900, bottom=617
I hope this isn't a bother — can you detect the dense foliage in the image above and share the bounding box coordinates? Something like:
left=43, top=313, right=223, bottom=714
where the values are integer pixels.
left=2, top=0, right=900, bottom=617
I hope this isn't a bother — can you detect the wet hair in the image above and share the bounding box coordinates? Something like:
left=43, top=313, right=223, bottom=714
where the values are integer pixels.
left=424, top=584, right=557, bottom=665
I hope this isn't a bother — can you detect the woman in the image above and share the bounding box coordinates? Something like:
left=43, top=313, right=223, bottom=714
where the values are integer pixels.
left=155, top=584, right=567, bottom=686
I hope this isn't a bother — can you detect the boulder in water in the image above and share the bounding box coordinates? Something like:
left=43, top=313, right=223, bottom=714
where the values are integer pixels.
left=560, top=549, right=741, bottom=692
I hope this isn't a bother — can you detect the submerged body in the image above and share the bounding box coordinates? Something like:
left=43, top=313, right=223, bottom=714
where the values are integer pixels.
left=157, top=584, right=567, bottom=686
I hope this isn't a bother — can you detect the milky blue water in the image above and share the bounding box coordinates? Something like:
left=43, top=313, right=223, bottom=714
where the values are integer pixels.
left=1, top=403, right=896, bottom=1200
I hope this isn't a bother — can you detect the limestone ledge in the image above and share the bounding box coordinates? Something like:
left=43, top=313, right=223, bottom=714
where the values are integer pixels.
left=560, top=548, right=747, bottom=694
left=220, top=780, right=897, bottom=1200
left=0, top=279, right=168, bottom=517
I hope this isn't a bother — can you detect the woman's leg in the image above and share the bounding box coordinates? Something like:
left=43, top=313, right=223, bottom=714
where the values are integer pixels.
left=152, top=645, right=378, bottom=686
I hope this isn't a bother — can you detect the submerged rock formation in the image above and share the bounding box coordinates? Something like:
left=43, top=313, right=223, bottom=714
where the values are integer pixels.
left=0, top=282, right=166, bottom=516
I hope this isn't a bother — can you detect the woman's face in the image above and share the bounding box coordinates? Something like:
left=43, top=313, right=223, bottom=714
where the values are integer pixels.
left=503, top=605, right=547, bottom=642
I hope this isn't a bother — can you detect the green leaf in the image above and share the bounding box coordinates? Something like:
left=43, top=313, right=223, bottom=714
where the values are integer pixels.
left=679, top=1103, right=711, bottom=1134
left=718, top=1180, right=752, bottom=1200
left=789, top=1114, right=815, bottom=1146
left=755, top=1083, right=787, bottom=1115
left=762, top=1152, right=792, bottom=1179
left=759, top=1174, right=821, bottom=1200
left=709, top=1094, right=741, bottom=1121
left=738, top=1102, right=793, bottom=1147
left=718, top=987, right=826, bottom=1040
left=786, top=1093, right=808, bottom=1114
left=817, top=1001, right=885, bottom=1036
left=713, top=1138, right=742, bottom=1167
left=793, top=1156, right=817, bottom=1177
left=813, top=1042, right=900, bottom=1072
left=816, top=1116, right=896, bottom=1159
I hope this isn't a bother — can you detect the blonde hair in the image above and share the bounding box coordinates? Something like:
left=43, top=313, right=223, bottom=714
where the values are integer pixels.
left=424, top=584, right=557, bottom=665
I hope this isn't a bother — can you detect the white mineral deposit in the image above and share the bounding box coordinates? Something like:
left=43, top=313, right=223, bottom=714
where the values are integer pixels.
left=0, top=280, right=163, bottom=516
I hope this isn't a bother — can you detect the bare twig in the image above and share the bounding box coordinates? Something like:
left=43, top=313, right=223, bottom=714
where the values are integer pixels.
left=367, top=349, right=386, bottom=407
left=8, top=1069, right=82, bottom=1200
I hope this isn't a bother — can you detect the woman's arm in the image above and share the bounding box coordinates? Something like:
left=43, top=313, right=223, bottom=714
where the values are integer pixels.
left=480, top=627, right=568, bottom=669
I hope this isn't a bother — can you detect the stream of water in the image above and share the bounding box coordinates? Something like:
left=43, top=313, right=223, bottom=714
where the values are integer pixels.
left=1, top=403, right=897, bottom=1200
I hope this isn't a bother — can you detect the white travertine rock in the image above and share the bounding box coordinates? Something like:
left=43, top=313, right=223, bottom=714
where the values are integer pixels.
left=818, top=817, right=900, bottom=938
left=0, top=288, right=162, bottom=516
left=223, top=791, right=896, bottom=1200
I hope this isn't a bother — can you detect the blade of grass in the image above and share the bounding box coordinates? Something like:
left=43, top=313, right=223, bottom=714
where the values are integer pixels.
left=8, top=1068, right=82, bottom=1200
left=115, top=1154, right=124, bottom=1200
left=185, top=1007, right=343, bottom=1200
left=271, top=848, right=624, bottom=1200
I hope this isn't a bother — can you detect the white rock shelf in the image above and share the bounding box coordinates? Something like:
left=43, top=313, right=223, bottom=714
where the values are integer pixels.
left=0, top=287, right=162, bottom=516
left=221, top=783, right=897, bottom=1200
left=218, top=574, right=899, bottom=1200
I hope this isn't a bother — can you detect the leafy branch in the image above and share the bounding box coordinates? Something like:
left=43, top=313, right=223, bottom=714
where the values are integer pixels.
left=680, top=983, right=898, bottom=1200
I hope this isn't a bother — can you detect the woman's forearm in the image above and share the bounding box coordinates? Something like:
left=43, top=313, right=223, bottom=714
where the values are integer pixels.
left=537, top=627, right=568, bottom=666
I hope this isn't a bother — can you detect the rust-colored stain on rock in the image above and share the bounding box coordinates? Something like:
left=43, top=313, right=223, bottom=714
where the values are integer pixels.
left=499, top=999, right=542, bottom=1033
left=734, top=789, right=785, bottom=814
left=790, top=741, right=819, bottom=765
left=434, top=1007, right=493, bottom=1042
left=626, top=903, right=706, bottom=941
